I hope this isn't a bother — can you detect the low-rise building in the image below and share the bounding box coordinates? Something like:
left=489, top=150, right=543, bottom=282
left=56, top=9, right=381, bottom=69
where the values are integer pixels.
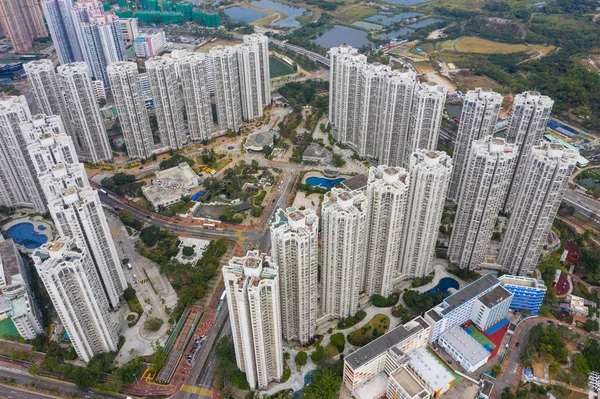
left=143, top=163, right=200, bottom=209
left=499, top=275, right=546, bottom=314
left=134, top=30, right=167, bottom=58
left=407, top=347, right=455, bottom=397
left=0, top=239, right=43, bottom=340
left=343, top=316, right=431, bottom=396
left=470, top=285, right=513, bottom=331
left=562, top=294, right=590, bottom=316
left=302, top=143, right=333, bottom=165
left=438, top=326, right=490, bottom=372
left=244, top=129, right=278, bottom=152
left=424, top=274, right=501, bottom=342
left=386, top=367, right=430, bottom=399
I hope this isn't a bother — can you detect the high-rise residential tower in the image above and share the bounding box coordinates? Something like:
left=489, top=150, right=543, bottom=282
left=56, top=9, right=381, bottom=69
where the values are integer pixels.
left=364, top=166, right=410, bottom=297
left=0, top=0, right=47, bottom=52
left=210, top=46, right=243, bottom=133
left=499, top=143, right=577, bottom=275
left=321, top=188, right=367, bottom=319
left=57, top=62, right=112, bottom=163
left=41, top=0, right=84, bottom=64
left=270, top=207, right=318, bottom=346
left=24, top=59, right=78, bottom=152
left=178, top=51, right=214, bottom=142
left=328, top=46, right=367, bottom=145
left=25, top=115, right=126, bottom=308
left=448, top=88, right=503, bottom=203
left=237, top=42, right=264, bottom=121
left=448, top=137, right=516, bottom=270
left=403, top=83, right=447, bottom=167
left=503, top=91, right=554, bottom=214
left=33, top=238, right=119, bottom=362
left=243, top=33, right=270, bottom=107
left=400, top=150, right=452, bottom=278
left=222, top=250, right=283, bottom=390
left=146, top=57, right=186, bottom=150
left=108, top=61, right=154, bottom=159
left=0, top=96, right=46, bottom=212
left=328, top=45, right=446, bottom=167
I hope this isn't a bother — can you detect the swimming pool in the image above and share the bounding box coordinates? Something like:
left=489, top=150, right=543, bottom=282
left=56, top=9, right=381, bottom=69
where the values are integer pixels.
left=424, top=277, right=459, bottom=296
left=305, top=176, right=346, bottom=189
left=4, top=222, right=48, bottom=249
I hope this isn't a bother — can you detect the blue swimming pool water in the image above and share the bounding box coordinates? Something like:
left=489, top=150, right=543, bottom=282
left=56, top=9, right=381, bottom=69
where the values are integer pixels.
left=38, top=225, right=47, bottom=231
left=4, top=222, right=48, bottom=249
left=424, top=277, right=459, bottom=296
left=62, top=332, right=70, bottom=340
left=305, top=176, right=346, bottom=189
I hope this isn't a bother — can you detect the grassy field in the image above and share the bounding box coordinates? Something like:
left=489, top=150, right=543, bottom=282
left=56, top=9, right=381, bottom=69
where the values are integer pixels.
left=347, top=314, right=390, bottom=347
left=197, top=39, right=242, bottom=52
left=453, top=74, right=501, bottom=91
left=334, top=4, right=378, bottom=23
left=269, top=56, right=295, bottom=78
left=454, top=36, right=530, bottom=54
left=413, top=61, right=435, bottom=73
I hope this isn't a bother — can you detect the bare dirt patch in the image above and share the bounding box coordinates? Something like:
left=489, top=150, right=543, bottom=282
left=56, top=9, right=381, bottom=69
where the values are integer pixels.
left=531, top=361, right=545, bottom=378
left=452, top=73, right=500, bottom=91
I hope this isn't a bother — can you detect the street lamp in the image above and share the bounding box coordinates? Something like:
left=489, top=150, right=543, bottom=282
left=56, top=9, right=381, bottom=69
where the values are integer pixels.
left=133, top=374, right=140, bottom=388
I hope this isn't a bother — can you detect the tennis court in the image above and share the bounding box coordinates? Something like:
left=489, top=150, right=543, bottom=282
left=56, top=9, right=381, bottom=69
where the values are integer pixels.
left=464, top=325, right=495, bottom=352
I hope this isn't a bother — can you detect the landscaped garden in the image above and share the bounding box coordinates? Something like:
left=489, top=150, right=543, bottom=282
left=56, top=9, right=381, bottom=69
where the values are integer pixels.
left=347, top=314, right=390, bottom=347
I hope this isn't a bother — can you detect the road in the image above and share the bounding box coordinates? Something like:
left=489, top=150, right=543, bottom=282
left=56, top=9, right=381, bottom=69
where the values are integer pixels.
left=231, top=33, right=329, bottom=67
left=0, top=362, right=124, bottom=399
left=0, top=384, right=58, bottom=399
left=562, top=189, right=600, bottom=226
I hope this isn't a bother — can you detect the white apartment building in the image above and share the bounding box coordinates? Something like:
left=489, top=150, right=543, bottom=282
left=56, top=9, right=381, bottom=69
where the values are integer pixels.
left=177, top=51, right=215, bottom=141
left=378, top=71, right=417, bottom=166
left=210, top=46, right=243, bottom=133
left=243, top=33, right=270, bottom=107
left=24, top=60, right=78, bottom=152
left=503, top=91, right=554, bottom=214
left=321, top=188, right=367, bottom=319
left=270, top=207, right=318, bottom=346
left=108, top=61, right=155, bottom=159
left=499, top=143, right=578, bottom=275
left=448, top=137, right=516, bottom=270
left=146, top=57, right=186, bottom=150
left=328, top=45, right=446, bottom=167
left=470, top=285, right=513, bottom=331
left=447, top=88, right=503, bottom=203
left=57, top=62, right=112, bottom=164
left=424, top=273, right=501, bottom=342
left=328, top=45, right=366, bottom=144
left=92, top=79, right=106, bottom=101
left=222, top=250, right=283, bottom=390
left=0, top=239, right=44, bottom=340
left=400, top=150, right=452, bottom=278
left=33, top=238, right=119, bottom=362
left=75, top=9, right=127, bottom=87
left=403, top=82, right=447, bottom=167
left=25, top=115, right=126, bottom=308
left=118, top=17, right=138, bottom=43
left=41, top=0, right=85, bottom=64
left=364, top=166, right=409, bottom=298
left=237, top=42, right=264, bottom=121
left=0, top=96, right=46, bottom=212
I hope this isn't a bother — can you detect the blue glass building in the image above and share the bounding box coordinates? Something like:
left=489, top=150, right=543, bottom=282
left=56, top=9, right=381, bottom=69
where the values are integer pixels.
left=499, top=275, right=547, bottom=314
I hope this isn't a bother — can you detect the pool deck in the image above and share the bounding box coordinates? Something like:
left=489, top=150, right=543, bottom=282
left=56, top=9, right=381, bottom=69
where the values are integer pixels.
left=411, top=262, right=468, bottom=294
left=1, top=217, right=54, bottom=249
left=302, top=171, right=350, bottom=184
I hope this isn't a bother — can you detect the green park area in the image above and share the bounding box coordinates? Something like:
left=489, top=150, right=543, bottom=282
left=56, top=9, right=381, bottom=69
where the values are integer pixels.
left=269, top=56, right=295, bottom=78
left=347, top=314, right=390, bottom=347
left=0, top=318, right=19, bottom=340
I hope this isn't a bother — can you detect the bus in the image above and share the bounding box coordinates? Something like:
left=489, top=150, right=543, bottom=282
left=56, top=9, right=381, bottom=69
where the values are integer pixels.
left=99, top=189, right=108, bottom=195
left=219, top=290, right=226, bottom=302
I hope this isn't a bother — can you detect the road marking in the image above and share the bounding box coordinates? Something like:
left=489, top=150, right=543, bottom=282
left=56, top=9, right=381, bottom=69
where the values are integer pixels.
left=180, top=385, right=212, bottom=396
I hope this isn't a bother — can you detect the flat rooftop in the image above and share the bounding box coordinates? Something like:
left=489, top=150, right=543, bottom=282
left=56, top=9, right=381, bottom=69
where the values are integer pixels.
left=352, top=372, right=388, bottom=399
left=440, top=326, right=489, bottom=366
left=345, top=317, right=427, bottom=370
left=477, top=285, right=513, bottom=309
left=500, top=275, right=546, bottom=290
left=341, top=174, right=368, bottom=191
left=408, top=347, right=455, bottom=392
left=302, top=143, right=332, bottom=160
left=391, top=368, right=427, bottom=397
left=441, top=273, right=499, bottom=315
left=0, top=240, right=21, bottom=286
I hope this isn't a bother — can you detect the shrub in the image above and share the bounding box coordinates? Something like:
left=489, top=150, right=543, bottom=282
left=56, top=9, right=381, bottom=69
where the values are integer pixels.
left=310, top=345, right=326, bottom=363
left=372, top=294, right=388, bottom=307
left=295, top=351, right=308, bottom=367
left=330, top=333, right=345, bottom=353
left=144, top=318, right=164, bottom=332
left=182, top=246, right=194, bottom=257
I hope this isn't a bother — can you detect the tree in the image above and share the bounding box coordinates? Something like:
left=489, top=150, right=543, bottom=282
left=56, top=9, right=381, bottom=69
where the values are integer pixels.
left=303, top=368, right=341, bottom=399
left=573, top=354, right=590, bottom=374
left=182, top=246, right=194, bottom=257
left=491, top=365, right=501, bottom=377
left=332, top=153, right=345, bottom=167
left=583, top=319, right=599, bottom=332
left=330, top=333, right=345, bottom=353
left=310, top=345, right=326, bottom=363
left=295, top=351, right=308, bottom=367
left=98, top=98, right=107, bottom=107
